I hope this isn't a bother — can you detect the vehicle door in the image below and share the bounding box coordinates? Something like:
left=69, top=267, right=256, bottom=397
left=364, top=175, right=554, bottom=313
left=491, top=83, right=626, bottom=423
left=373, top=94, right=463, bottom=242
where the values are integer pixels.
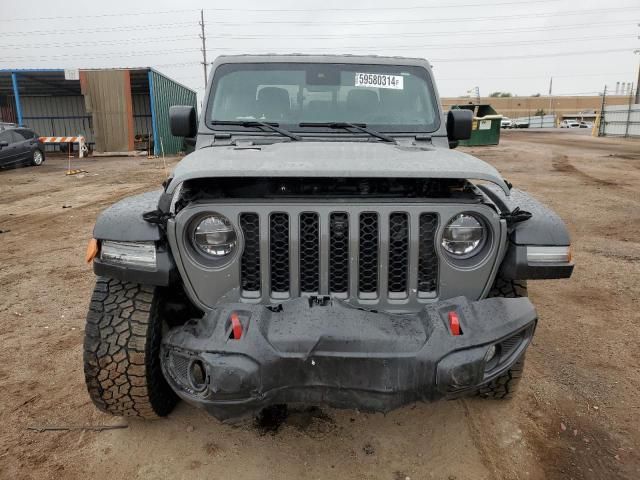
left=15, top=129, right=37, bottom=162
left=0, top=130, right=21, bottom=167
left=13, top=128, right=33, bottom=162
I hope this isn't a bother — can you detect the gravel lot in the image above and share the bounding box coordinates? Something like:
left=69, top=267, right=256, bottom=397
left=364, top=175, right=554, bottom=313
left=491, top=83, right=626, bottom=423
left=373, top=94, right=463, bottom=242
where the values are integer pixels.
left=0, top=130, right=639, bottom=480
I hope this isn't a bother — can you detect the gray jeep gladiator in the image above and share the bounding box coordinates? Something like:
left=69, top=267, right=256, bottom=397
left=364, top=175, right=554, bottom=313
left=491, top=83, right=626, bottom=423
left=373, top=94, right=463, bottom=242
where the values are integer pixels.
left=83, top=55, right=573, bottom=421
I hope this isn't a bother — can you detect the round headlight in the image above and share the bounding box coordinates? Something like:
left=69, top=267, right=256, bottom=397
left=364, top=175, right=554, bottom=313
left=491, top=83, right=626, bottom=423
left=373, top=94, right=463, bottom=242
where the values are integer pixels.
left=442, top=213, right=485, bottom=257
left=193, top=215, right=237, bottom=257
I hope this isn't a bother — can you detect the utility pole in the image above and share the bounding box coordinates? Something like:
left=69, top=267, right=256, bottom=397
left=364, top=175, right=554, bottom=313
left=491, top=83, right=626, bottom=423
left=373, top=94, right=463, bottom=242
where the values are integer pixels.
left=634, top=49, right=639, bottom=104
left=199, top=9, right=208, bottom=89
left=625, top=82, right=634, bottom=138
left=548, top=76, right=553, bottom=115
left=598, top=85, right=607, bottom=137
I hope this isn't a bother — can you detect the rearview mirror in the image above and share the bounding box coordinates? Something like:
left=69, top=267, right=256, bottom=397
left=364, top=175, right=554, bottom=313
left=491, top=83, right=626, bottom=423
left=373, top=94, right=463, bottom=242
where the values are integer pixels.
left=0, top=140, right=8, bottom=149
left=446, top=109, right=473, bottom=141
left=169, top=105, right=197, bottom=138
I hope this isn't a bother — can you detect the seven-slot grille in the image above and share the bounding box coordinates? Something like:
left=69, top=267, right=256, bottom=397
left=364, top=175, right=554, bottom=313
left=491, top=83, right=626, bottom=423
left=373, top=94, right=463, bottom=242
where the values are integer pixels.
left=239, top=211, right=438, bottom=300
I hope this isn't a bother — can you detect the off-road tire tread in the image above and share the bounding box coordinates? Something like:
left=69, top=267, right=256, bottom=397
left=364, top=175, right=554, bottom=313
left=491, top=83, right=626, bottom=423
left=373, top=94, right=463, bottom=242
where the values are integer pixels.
left=478, top=274, right=528, bottom=399
left=476, top=356, right=526, bottom=399
left=488, top=275, right=527, bottom=298
left=83, top=277, right=177, bottom=418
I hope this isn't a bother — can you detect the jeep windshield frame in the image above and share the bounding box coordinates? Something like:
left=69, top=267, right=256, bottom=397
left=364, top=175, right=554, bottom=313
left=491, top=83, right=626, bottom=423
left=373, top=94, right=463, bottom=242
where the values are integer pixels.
left=205, top=62, right=441, bottom=136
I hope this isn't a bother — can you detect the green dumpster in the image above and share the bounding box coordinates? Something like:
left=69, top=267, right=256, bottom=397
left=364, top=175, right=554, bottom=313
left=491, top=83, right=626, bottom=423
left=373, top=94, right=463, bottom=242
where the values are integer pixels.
left=452, top=104, right=502, bottom=146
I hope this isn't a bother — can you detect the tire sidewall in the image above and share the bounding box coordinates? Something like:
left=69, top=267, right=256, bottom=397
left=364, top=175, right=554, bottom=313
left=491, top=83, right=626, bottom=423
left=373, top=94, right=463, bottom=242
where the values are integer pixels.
left=32, top=149, right=44, bottom=166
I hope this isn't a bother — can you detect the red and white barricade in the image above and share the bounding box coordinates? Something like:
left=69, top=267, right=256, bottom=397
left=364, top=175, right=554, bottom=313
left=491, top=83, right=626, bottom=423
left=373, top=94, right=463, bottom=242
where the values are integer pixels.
left=39, top=136, right=87, bottom=158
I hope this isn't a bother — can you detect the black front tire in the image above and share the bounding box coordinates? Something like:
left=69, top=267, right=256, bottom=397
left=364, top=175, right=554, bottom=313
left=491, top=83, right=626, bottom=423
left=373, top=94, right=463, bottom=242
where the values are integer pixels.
left=478, top=274, right=529, bottom=399
left=488, top=276, right=527, bottom=298
left=83, top=278, right=178, bottom=418
left=476, top=355, right=526, bottom=399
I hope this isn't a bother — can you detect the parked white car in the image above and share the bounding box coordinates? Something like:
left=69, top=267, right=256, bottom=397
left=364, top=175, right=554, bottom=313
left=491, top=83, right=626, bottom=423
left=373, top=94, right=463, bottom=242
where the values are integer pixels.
left=500, top=117, right=513, bottom=129
left=560, top=120, right=581, bottom=128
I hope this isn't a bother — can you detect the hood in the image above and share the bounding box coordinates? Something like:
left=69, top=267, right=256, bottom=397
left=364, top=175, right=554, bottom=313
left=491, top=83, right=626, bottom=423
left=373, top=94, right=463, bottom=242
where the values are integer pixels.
left=167, top=141, right=510, bottom=195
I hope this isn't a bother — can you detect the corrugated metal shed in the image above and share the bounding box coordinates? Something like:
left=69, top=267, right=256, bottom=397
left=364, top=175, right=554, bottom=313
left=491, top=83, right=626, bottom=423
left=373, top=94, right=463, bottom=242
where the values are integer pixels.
left=21, top=95, right=93, bottom=144
left=0, top=68, right=196, bottom=155
left=148, top=70, right=198, bottom=156
left=81, top=70, right=134, bottom=152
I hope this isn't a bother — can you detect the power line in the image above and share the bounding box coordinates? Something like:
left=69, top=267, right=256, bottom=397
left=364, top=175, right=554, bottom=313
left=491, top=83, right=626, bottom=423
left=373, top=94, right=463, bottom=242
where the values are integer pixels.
left=2, top=19, right=631, bottom=46
left=2, top=48, right=196, bottom=62
left=205, top=19, right=632, bottom=39
left=4, top=45, right=632, bottom=65
left=0, top=0, right=580, bottom=22
left=4, top=5, right=634, bottom=35
left=187, top=47, right=633, bottom=62
left=5, top=34, right=635, bottom=57
left=202, top=0, right=562, bottom=12
left=198, top=34, right=636, bottom=51
left=0, top=22, right=196, bottom=37
left=0, top=8, right=196, bottom=22
left=201, top=6, right=640, bottom=25
left=2, top=35, right=198, bottom=50
left=4, top=35, right=630, bottom=64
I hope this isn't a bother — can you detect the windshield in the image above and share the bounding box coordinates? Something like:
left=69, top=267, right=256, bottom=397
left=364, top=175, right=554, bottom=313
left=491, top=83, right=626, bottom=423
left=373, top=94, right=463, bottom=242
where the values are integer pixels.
left=206, top=62, right=440, bottom=133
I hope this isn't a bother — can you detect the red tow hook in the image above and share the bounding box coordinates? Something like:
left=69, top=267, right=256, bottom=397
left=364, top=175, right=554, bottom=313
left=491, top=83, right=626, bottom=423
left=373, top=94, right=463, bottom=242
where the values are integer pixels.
left=230, top=312, right=243, bottom=340
left=448, top=311, right=462, bottom=336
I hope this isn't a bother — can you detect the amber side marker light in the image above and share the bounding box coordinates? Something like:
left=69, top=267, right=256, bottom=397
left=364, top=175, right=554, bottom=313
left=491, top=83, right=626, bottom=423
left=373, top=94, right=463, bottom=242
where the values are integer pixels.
left=85, top=238, right=99, bottom=264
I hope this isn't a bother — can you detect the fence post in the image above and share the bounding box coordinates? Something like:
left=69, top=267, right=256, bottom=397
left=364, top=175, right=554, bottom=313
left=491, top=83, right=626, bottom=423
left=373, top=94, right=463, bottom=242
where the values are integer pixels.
left=598, top=85, right=607, bottom=137
left=624, top=83, right=634, bottom=138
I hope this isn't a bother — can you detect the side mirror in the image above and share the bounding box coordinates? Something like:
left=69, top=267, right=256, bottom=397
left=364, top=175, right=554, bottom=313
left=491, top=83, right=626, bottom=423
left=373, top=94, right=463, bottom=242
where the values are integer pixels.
left=447, top=109, right=473, bottom=141
left=169, top=105, right=197, bottom=138
left=0, top=140, right=8, bottom=149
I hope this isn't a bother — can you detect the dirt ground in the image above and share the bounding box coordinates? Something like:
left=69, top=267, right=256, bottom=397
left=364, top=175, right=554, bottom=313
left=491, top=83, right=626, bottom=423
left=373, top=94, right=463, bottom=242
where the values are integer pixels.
left=1, top=130, right=639, bottom=480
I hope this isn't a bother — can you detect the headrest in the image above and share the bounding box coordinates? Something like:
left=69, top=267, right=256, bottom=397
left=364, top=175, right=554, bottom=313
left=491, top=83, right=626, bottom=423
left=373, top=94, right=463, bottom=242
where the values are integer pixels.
left=256, top=87, right=291, bottom=121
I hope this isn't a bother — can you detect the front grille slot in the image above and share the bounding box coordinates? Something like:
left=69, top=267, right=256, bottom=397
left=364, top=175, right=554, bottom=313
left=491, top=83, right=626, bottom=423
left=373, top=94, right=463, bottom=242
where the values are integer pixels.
left=418, top=213, right=439, bottom=294
left=329, top=212, right=349, bottom=294
left=239, top=213, right=261, bottom=294
left=388, top=213, right=409, bottom=294
left=359, top=212, right=379, bottom=295
left=299, top=212, right=320, bottom=293
left=269, top=213, right=290, bottom=294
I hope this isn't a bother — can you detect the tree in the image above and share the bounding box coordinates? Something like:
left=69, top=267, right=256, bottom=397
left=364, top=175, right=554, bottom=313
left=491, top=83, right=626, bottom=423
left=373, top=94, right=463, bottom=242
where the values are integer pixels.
left=489, top=91, right=513, bottom=97
left=534, top=109, right=546, bottom=117
left=531, top=93, right=541, bottom=97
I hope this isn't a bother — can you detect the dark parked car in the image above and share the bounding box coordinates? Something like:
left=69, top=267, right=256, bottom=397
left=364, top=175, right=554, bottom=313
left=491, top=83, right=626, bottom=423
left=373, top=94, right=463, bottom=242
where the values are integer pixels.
left=0, top=127, right=45, bottom=169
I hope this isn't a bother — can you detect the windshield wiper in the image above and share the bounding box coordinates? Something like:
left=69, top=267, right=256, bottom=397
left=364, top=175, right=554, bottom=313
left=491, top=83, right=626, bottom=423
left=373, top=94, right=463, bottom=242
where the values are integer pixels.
left=299, top=122, right=397, bottom=144
left=210, top=120, right=302, bottom=141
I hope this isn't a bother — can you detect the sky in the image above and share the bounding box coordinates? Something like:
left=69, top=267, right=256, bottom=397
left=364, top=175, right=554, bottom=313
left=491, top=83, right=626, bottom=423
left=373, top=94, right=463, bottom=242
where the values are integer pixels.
left=1, top=0, right=639, bottom=102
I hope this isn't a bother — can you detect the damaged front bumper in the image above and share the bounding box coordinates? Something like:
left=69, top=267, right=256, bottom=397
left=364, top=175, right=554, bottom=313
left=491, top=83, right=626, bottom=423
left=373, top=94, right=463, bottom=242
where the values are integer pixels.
left=161, top=296, right=536, bottom=421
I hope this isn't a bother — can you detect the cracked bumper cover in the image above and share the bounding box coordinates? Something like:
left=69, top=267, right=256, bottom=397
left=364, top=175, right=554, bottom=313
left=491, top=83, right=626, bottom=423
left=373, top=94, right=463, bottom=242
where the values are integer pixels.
left=161, top=296, right=536, bottom=421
